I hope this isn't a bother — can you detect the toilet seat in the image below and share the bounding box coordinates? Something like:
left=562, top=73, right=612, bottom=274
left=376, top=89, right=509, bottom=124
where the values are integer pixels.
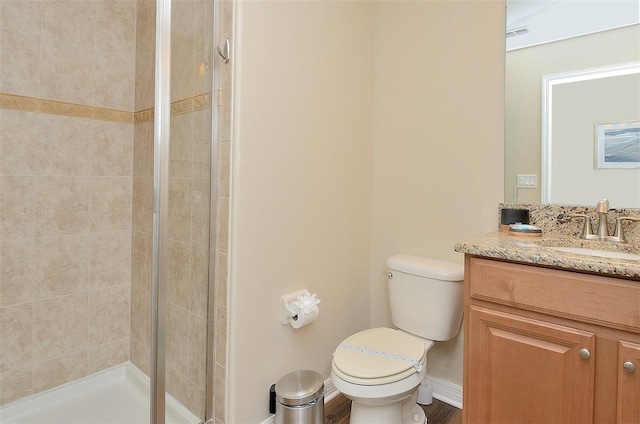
left=333, top=328, right=426, bottom=386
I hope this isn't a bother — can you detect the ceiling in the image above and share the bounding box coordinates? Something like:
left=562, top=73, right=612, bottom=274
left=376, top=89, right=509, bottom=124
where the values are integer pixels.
left=506, top=0, right=640, bottom=50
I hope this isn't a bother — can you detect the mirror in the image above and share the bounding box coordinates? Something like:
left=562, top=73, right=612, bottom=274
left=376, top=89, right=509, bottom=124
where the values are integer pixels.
left=504, top=0, right=640, bottom=207
left=541, top=63, right=640, bottom=206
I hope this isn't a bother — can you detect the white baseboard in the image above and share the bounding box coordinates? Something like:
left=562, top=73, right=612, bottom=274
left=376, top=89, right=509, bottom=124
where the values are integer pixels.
left=425, top=375, right=463, bottom=409
left=323, top=377, right=339, bottom=403
left=262, top=413, right=276, bottom=424
left=260, top=376, right=461, bottom=424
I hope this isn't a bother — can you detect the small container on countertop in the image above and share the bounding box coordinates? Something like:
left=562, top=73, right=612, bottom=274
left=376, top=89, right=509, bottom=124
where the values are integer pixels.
left=500, top=208, right=530, bottom=232
left=508, top=223, right=542, bottom=237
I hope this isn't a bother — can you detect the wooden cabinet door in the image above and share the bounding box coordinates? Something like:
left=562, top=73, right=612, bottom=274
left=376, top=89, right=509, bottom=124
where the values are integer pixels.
left=465, top=306, right=596, bottom=424
left=617, top=341, right=640, bottom=424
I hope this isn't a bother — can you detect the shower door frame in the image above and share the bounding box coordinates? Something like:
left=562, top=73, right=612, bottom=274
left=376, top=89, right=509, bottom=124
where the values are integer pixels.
left=151, top=0, right=219, bottom=422
left=151, top=0, right=171, bottom=422
left=204, top=0, right=222, bottom=421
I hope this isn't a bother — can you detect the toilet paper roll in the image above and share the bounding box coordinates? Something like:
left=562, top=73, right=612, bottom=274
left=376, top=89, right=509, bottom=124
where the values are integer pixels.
left=289, top=306, right=319, bottom=329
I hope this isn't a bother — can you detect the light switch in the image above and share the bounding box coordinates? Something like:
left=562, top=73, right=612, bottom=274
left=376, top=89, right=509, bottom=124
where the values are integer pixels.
left=516, top=174, right=537, bottom=188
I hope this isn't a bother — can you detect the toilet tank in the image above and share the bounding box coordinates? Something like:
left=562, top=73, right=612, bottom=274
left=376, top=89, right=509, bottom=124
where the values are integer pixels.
left=387, top=254, right=464, bottom=341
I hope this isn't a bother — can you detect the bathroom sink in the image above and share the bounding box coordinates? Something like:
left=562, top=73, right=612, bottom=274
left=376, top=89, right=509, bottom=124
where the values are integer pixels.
left=549, top=246, right=640, bottom=261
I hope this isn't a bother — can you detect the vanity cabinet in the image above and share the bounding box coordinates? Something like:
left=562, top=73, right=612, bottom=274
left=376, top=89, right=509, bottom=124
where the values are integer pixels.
left=463, top=256, right=640, bottom=424
left=618, top=341, right=640, bottom=423
left=467, top=306, right=595, bottom=423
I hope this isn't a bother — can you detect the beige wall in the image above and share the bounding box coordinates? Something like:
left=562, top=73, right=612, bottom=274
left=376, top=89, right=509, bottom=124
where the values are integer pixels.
left=505, top=24, right=640, bottom=203
left=229, top=1, right=374, bottom=422
left=370, top=0, right=505, bottom=387
left=229, top=1, right=504, bottom=421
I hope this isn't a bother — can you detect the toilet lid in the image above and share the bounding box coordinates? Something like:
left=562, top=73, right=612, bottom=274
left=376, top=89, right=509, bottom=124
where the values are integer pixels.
left=333, top=328, right=426, bottom=383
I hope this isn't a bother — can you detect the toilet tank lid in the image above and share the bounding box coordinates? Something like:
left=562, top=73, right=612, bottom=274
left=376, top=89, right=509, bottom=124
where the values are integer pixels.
left=387, top=254, right=463, bottom=281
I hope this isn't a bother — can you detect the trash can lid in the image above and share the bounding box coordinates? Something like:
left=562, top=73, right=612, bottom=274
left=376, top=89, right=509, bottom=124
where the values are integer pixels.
left=275, top=370, right=324, bottom=406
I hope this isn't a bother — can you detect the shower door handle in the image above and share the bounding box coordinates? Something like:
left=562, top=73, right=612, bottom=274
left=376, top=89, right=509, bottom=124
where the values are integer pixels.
left=217, top=38, right=230, bottom=63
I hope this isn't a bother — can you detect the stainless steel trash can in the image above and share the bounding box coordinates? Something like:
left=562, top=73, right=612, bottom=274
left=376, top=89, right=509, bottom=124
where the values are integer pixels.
left=275, top=370, right=324, bottom=424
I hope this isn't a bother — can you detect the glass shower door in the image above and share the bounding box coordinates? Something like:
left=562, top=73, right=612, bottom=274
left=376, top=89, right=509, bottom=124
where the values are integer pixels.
left=145, top=0, right=215, bottom=422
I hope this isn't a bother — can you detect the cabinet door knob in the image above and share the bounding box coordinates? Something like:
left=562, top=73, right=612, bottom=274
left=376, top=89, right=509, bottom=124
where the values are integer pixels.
left=579, top=348, right=591, bottom=359
left=623, top=361, right=636, bottom=373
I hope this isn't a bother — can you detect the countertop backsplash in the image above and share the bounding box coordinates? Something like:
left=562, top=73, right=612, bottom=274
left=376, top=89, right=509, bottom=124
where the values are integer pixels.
left=500, top=203, right=640, bottom=245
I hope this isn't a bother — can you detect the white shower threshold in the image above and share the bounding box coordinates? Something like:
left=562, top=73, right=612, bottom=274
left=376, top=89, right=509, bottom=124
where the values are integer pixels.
left=0, top=362, right=200, bottom=424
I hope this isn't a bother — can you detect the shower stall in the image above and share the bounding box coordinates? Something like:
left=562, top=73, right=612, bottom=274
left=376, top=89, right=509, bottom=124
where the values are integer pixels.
left=0, top=0, right=226, bottom=422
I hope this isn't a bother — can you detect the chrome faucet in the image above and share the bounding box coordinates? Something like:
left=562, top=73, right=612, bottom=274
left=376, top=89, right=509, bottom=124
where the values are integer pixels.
left=595, top=198, right=610, bottom=238
left=570, top=198, right=640, bottom=243
left=613, top=216, right=640, bottom=243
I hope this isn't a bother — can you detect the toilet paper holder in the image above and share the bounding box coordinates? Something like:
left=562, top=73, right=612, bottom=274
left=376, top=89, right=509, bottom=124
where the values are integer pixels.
left=280, top=289, right=321, bottom=325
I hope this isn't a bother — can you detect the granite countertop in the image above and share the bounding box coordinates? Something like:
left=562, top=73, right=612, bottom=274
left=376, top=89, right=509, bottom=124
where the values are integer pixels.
left=454, top=232, right=640, bottom=281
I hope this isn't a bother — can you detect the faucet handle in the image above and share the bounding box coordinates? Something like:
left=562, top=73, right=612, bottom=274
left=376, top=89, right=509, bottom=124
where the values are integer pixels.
left=613, top=217, right=640, bottom=244
left=569, top=214, right=594, bottom=238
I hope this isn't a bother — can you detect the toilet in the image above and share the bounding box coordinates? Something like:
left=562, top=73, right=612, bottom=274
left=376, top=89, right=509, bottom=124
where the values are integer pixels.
left=331, top=254, right=464, bottom=424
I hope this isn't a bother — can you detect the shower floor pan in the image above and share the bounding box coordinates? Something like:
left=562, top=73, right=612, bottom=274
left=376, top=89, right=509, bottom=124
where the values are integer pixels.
left=0, top=362, right=199, bottom=424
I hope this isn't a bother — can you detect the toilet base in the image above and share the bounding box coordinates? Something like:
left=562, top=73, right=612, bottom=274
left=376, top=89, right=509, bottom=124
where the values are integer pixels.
left=403, top=397, right=427, bottom=424
left=348, top=390, right=426, bottom=424
left=417, top=378, right=433, bottom=405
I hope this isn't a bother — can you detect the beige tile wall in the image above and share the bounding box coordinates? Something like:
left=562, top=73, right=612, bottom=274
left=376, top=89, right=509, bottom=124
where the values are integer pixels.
left=129, top=0, right=155, bottom=382
left=1, top=1, right=227, bottom=419
left=0, top=0, right=136, bottom=405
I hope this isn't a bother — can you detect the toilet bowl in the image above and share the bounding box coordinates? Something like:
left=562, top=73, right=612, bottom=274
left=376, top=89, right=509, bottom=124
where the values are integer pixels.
left=331, top=327, right=434, bottom=424
left=331, top=255, right=464, bottom=424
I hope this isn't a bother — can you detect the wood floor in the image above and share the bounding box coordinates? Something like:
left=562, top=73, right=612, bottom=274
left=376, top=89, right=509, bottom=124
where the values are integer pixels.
left=324, top=393, right=462, bottom=424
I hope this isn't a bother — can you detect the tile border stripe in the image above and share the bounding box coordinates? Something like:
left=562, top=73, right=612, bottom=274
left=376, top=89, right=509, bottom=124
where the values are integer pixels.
left=0, top=92, right=212, bottom=125
left=134, top=93, right=212, bottom=124
left=0, top=93, right=133, bottom=123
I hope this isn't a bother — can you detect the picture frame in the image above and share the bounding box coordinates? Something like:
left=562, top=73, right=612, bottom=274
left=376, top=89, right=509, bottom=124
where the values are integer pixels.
left=595, top=120, right=640, bottom=169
